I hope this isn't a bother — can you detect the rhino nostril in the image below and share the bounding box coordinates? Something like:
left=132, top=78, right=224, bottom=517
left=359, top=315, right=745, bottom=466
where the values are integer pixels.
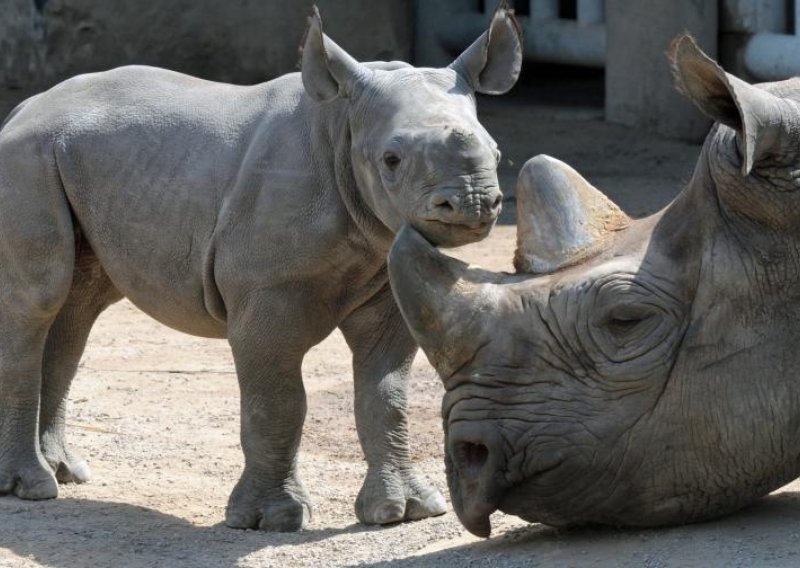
left=456, top=441, right=489, bottom=478
left=491, top=194, right=502, bottom=210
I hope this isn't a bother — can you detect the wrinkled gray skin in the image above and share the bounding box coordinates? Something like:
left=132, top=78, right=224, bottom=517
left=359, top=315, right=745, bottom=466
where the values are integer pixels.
left=389, top=36, right=800, bottom=537
left=0, top=7, right=521, bottom=531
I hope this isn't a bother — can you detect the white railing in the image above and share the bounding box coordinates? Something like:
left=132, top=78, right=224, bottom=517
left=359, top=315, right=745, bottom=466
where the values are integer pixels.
left=415, top=0, right=605, bottom=68
left=724, top=0, right=800, bottom=80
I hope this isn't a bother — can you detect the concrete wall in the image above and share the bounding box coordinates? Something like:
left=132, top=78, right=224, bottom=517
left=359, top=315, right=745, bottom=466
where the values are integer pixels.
left=605, top=0, right=718, bottom=141
left=0, top=0, right=413, bottom=89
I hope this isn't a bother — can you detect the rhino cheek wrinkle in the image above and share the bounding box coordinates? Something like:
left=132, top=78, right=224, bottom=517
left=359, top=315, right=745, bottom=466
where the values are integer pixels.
left=390, top=35, right=800, bottom=536
left=0, top=3, right=521, bottom=531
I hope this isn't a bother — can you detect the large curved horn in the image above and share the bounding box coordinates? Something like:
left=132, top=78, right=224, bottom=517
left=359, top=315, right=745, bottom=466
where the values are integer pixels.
left=388, top=226, right=498, bottom=378
left=514, top=155, right=630, bottom=274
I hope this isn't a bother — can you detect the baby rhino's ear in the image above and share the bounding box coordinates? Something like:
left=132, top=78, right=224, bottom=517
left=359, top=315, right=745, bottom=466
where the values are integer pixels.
left=670, top=34, right=800, bottom=175
left=301, top=7, right=370, bottom=102
left=450, top=0, right=522, bottom=95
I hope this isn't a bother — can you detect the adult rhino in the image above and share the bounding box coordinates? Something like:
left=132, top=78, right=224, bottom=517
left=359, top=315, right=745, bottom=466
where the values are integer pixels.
left=389, top=35, right=800, bottom=537
left=0, top=7, right=521, bottom=531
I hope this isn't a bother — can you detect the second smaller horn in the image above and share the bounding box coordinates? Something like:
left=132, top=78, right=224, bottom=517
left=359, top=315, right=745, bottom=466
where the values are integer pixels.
left=514, top=155, right=630, bottom=274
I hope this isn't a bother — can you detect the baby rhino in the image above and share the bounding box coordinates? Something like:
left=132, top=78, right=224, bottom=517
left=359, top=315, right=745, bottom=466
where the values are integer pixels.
left=0, top=8, right=520, bottom=531
left=390, top=36, right=800, bottom=536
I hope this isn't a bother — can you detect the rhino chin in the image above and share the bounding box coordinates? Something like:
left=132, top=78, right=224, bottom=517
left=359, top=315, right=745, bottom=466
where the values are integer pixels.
left=447, top=465, right=503, bottom=538
left=452, top=497, right=497, bottom=538
left=497, top=499, right=560, bottom=527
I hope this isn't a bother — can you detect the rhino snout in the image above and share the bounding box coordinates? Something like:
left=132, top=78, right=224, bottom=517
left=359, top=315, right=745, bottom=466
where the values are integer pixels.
left=446, top=424, right=507, bottom=537
left=428, top=186, right=502, bottom=228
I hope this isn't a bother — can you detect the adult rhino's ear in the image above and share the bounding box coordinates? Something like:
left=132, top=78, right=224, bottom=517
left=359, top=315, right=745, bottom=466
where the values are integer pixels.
left=514, top=155, right=629, bottom=274
left=670, top=34, right=800, bottom=175
left=301, top=6, right=369, bottom=102
left=450, top=0, right=522, bottom=95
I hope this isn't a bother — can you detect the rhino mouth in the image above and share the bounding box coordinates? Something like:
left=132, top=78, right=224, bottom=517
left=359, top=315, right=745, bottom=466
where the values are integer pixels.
left=453, top=495, right=499, bottom=538
left=412, top=217, right=495, bottom=247
left=450, top=456, right=582, bottom=537
left=422, top=217, right=495, bottom=230
left=448, top=449, right=572, bottom=537
left=446, top=457, right=503, bottom=538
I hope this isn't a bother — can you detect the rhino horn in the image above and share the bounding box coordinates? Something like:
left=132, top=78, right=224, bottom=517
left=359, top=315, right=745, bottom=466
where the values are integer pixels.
left=514, top=155, right=630, bottom=274
left=670, top=34, right=800, bottom=176
left=388, top=225, right=497, bottom=377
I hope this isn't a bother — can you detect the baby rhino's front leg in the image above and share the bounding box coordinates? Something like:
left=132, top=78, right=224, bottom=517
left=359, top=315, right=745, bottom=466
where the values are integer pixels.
left=224, top=292, right=318, bottom=532
left=341, top=286, right=447, bottom=525
left=223, top=286, right=444, bottom=532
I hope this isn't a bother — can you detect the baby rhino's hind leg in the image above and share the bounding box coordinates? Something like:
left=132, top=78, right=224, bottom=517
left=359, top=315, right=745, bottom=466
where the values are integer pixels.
left=40, top=242, right=122, bottom=483
left=0, top=137, right=76, bottom=499
left=0, top=323, right=61, bottom=499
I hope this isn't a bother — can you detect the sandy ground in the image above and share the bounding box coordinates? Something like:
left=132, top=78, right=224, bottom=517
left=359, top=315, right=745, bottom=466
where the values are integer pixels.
left=3, top=76, right=800, bottom=567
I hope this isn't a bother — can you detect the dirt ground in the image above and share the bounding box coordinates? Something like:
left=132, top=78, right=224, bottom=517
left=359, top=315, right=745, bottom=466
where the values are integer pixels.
left=3, top=74, right=800, bottom=567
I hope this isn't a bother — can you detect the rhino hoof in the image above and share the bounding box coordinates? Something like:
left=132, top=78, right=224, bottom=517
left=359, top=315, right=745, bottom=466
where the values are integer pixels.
left=0, top=462, right=58, bottom=500
left=356, top=468, right=448, bottom=525
left=15, top=475, right=59, bottom=500
left=258, top=502, right=311, bottom=532
left=371, top=501, right=407, bottom=525
left=55, top=459, right=91, bottom=484
left=406, top=490, right=448, bottom=521
left=225, top=490, right=312, bottom=532
left=41, top=438, right=92, bottom=484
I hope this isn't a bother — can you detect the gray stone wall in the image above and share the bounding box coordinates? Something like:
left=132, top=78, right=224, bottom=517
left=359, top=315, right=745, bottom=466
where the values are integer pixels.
left=605, top=0, right=718, bottom=141
left=0, top=0, right=413, bottom=89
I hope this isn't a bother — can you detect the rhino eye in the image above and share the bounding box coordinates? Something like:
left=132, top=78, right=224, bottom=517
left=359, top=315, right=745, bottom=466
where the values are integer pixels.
left=608, top=314, right=650, bottom=334
left=604, top=306, right=654, bottom=337
left=494, top=149, right=502, bottom=165
left=383, top=152, right=402, bottom=170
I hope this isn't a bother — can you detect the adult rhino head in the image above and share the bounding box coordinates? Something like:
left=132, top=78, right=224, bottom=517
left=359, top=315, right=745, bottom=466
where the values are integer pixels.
left=389, top=36, right=800, bottom=536
left=302, top=3, right=521, bottom=247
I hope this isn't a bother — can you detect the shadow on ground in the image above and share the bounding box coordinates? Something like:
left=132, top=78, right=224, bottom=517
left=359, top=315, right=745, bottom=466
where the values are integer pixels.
left=0, top=497, right=380, bottom=568
left=6, top=491, right=800, bottom=567
left=364, top=491, right=800, bottom=568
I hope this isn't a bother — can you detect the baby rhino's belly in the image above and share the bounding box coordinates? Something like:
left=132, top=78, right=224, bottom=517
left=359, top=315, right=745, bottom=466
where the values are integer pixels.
left=58, top=136, right=232, bottom=338
left=90, top=236, right=227, bottom=338
left=120, top=278, right=227, bottom=339
left=67, top=185, right=227, bottom=338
